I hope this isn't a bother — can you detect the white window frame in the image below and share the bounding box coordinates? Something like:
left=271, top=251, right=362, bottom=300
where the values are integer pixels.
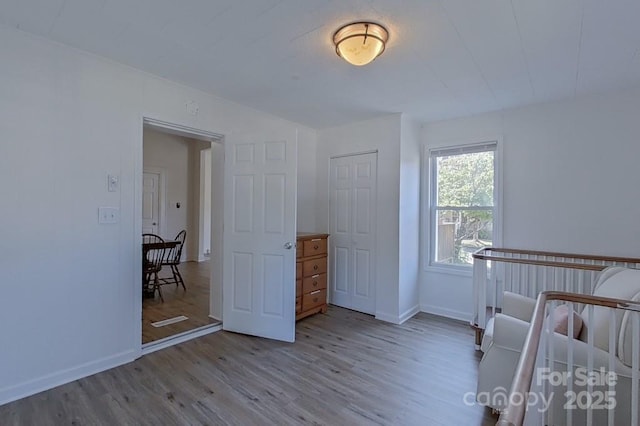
left=424, top=138, right=503, bottom=276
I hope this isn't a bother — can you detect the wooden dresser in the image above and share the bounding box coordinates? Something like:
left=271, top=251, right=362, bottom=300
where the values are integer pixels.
left=296, top=233, right=329, bottom=321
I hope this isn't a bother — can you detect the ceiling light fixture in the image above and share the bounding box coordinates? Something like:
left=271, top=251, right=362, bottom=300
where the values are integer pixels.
left=333, top=22, right=389, bottom=66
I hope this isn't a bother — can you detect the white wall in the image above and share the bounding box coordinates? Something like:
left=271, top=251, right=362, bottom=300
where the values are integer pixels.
left=0, top=26, right=317, bottom=405
left=296, top=127, right=318, bottom=232
left=421, top=87, right=640, bottom=320
left=398, top=116, right=422, bottom=322
left=187, top=139, right=214, bottom=263
left=143, top=128, right=193, bottom=253
left=317, top=114, right=405, bottom=322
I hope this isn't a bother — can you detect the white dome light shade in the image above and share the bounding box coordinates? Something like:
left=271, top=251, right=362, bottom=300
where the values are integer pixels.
left=333, top=22, right=389, bottom=66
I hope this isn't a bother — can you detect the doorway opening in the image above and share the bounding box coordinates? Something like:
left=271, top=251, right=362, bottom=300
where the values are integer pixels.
left=140, top=118, right=223, bottom=347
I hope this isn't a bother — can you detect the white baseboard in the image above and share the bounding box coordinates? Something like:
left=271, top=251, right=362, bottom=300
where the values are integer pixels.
left=0, top=349, right=137, bottom=406
left=398, top=304, right=420, bottom=324
left=376, top=305, right=421, bottom=325
left=420, top=304, right=470, bottom=323
left=375, top=311, right=400, bottom=324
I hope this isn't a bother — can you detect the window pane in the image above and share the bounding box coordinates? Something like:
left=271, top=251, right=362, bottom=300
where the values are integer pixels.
left=436, top=151, right=494, bottom=207
left=435, top=210, right=493, bottom=265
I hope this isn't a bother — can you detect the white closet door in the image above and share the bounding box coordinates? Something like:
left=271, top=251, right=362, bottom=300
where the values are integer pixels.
left=329, top=152, right=377, bottom=314
left=329, top=156, right=352, bottom=310
left=142, top=172, right=160, bottom=235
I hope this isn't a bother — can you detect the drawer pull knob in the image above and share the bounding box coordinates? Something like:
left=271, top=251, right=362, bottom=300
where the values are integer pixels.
left=313, top=265, right=318, bottom=270
left=313, top=245, right=319, bottom=249
left=313, top=281, right=317, bottom=286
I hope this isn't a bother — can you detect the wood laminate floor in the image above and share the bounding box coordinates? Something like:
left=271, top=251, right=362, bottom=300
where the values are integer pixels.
left=143, top=260, right=219, bottom=344
left=2, top=307, right=497, bottom=426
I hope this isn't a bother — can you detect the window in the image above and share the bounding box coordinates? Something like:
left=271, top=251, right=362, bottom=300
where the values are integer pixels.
left=428, top=142, right=498, bottom=268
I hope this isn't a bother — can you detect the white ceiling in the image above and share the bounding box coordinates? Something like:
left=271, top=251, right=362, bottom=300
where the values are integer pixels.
left=2, top=0, right=640, bottom=129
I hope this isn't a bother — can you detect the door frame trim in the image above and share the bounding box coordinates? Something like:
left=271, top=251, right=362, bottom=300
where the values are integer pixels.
left=329, top=149, right=378, bottom=160
left=135, top=115, right=225, bottom=358
left=143, top=117, right=224, bottom=141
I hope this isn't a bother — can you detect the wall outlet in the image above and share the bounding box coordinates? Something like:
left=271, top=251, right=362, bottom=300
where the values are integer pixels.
left=99, top=207, right=119, bottom=224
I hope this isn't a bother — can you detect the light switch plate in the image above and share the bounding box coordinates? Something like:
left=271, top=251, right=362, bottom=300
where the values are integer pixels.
left=107, top=174, right=119, bottom=192
left=99, top=207, right=119, bottom=224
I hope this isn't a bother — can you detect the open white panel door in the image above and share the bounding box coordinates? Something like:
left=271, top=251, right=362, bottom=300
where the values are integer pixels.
left=223, top=129, right=297, bottom=342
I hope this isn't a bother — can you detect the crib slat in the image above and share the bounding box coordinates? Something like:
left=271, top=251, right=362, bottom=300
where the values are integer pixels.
left=547, top=302, right=556, bottom=426
left=478, top=259, right=487, bottom=329
left=608, top=309, right=616, bottom=426
left=490, top=260, right=497, bottom=318
left=567, top=301, right=575, bottom=426
left=632, top=313, right=639, bottom=426
left=587, top=304, right=594, bottom=426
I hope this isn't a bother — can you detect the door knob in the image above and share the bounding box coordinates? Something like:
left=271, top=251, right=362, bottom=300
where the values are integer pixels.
left=152, top=222, right=157, bottom=225
left=284, top=242, right=293, bottom=249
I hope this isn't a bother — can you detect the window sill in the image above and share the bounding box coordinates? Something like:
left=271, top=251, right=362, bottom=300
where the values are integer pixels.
left=424, top=265, right=473, bottom=278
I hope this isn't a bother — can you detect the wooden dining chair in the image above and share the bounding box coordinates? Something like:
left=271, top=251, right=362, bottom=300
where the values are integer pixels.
left=142, top=233, right=166, bottom=301
left=162, top=230, right=187, bottom=290
left=142, top=233, right=163, bottom=245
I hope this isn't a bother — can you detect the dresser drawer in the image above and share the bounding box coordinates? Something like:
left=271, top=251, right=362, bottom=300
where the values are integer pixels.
left=303, top=273, right=326, bottom=294
left=303, top=238, right=327, bottom=257
left=303, top=257, right=327, bottom=277
left=296, top=279, right=302, bottom=296
left=296, top=262, right=302, bottom=279
left=296, top=296, right=302, bottom=314
left=302, top=289, right=326, bottom=311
